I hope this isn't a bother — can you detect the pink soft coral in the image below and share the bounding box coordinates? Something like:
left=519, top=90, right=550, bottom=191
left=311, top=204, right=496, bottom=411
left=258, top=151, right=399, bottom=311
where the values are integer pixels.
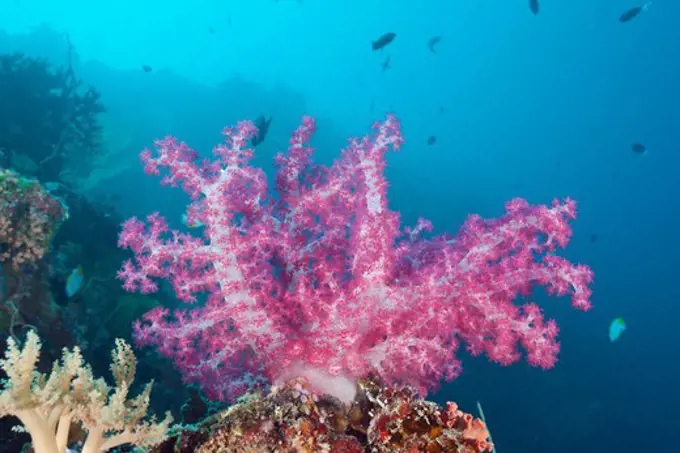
left=118, top=115, right=592, bottom=401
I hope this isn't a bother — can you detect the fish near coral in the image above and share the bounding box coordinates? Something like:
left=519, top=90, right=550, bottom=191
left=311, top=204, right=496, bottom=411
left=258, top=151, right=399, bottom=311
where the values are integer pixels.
left=609, top=317, right=626, bottom=342
left=619, top=3, right=651, bottom=22
left=428, top=36, right=441, bottom=53
left=65, top=265, right=84, bottom=298
left=372, top=32, right=396, bottom=51
left=529, top=0, right=539, bottom=15
left=631, top=143, right=647, bottom=154
left=381, top=55, right=391, bottom=71
left=251, top=115, right=273, bottom=147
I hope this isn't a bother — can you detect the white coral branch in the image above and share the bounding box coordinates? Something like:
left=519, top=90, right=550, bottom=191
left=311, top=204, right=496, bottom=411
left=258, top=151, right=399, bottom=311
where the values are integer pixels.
left=0, top=331, right=172, bottom=453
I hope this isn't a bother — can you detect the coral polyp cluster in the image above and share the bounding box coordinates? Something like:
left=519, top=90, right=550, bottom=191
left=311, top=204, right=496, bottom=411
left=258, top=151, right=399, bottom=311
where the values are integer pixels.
left=0, top=169, right=66, bottom=269
left=152, top=376, right=493, bottom=453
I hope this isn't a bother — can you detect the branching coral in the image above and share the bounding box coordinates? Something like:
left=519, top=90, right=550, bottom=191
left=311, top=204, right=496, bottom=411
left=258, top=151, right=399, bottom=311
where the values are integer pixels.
left=119, top=115, right=592, bottom=402
left=0, top=330, right=172, bottom=453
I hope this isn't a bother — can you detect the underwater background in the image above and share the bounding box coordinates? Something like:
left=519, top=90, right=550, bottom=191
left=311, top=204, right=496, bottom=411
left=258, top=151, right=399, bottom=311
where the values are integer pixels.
left=0, top=0, right=678, bottom=452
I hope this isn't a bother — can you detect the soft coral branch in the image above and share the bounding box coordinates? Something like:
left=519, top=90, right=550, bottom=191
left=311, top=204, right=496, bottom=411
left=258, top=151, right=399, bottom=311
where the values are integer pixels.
left=0, top=331, right=171, bottom=453
left=119, top=114, right=593, bottom=401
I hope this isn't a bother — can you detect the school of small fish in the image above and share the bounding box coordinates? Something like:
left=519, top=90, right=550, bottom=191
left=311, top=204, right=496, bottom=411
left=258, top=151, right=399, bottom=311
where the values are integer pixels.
left=133, top=2, right=653, bottom=161
left=370, top=4, right=652, bottom=347
left=609, top=317, right=627, bottom=342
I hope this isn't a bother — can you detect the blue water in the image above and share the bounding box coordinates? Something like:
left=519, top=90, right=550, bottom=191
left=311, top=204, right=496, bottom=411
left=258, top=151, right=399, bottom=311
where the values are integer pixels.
left=1, top=1, right=678, bottom=451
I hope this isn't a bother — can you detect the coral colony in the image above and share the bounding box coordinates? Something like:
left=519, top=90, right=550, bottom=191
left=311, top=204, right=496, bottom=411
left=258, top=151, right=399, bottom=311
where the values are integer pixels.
left=113, top=114, right=592, bottom=450
left=0, top=169, right=66, bottom=270
left=118, top=114, right=593, bottom=399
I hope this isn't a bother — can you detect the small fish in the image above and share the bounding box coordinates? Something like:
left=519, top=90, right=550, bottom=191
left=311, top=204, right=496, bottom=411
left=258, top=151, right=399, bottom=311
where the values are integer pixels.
left=590, top=234, right=598, bottom=243
left=427, top=36, right=441, bottom=53
left=529, top=0, right=539, bottom=15
left=608, top=317, right=626, bottom=342
left=252, top=115, right=273, bottom=147
left=65, top=265, right=84, bottom=298
left=631, top=143, right=647, bottom=154
left=619, top=3, right=651, bottom=22
left=141, top=65, right=152, bottom=72
left=426, top=136, right=437, bottom=146
left=372, top=32, right=396, bottom=51
left=181, top=213, right=204, bottom=228
left=182, top=202, right=205, bottom=228
left=381, top=55, right=391, bottom=71
left=208, top=27, right=216, bottom=34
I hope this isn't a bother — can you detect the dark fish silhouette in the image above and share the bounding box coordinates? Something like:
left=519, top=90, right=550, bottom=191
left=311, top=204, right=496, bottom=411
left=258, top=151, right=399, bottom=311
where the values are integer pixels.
left=372, top=32, right=396, bottom=51
left=141, top=65, right=152, bottom=72
left=427, top=36, right=441, bottom=53
left=252, top=115, right=273, bottom=147
left=381, top=55, right=391, bottom=71
left=619, top=3, right=651, bottom=22
left=426, top=136, right=437, bottom=146
left=631, top=143, right=647, bottom=154
left=529, top=0, right=539, bottom=15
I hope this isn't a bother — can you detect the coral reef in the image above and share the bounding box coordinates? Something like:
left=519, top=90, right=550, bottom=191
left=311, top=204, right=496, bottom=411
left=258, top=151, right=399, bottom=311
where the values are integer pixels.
left=151, top=375, right=492, bottom=453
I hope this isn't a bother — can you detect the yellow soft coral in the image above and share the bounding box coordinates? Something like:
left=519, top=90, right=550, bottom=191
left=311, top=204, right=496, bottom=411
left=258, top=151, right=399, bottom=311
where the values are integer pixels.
left=0, top=331, right=172, bottom=453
